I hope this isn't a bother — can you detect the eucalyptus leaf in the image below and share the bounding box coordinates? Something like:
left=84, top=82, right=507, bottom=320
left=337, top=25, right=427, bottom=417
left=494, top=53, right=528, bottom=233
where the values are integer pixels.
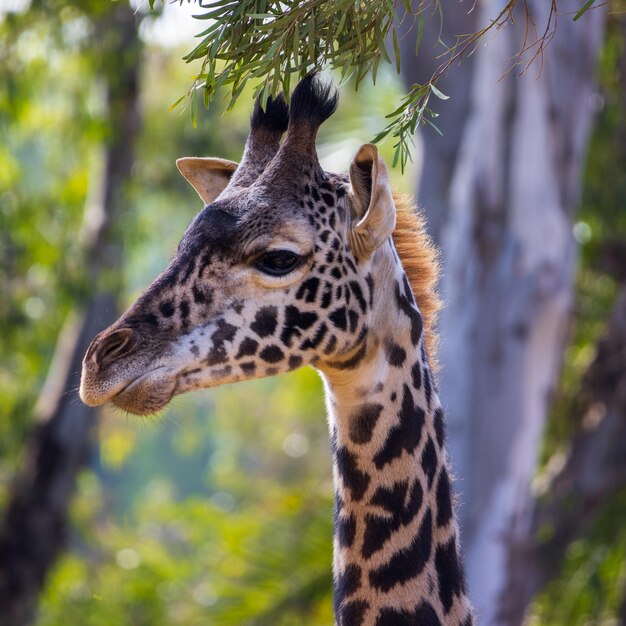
left=430, top=83, right=449, bottom=100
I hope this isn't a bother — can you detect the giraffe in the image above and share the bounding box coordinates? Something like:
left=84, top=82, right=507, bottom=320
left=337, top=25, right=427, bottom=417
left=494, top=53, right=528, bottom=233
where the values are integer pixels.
left=80, top=75, right=474, bottom=626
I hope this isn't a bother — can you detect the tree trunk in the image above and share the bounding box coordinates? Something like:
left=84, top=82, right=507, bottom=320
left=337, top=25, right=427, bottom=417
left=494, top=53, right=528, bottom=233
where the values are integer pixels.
left=398, top=3, right=478, bottom=242
left=403, top=1, right=607, bottom=623
left=517, top=283, right=626, bottom=613
left=0, top=6, right=141, bottom=624
left=510, top=235, right=626, bottom=618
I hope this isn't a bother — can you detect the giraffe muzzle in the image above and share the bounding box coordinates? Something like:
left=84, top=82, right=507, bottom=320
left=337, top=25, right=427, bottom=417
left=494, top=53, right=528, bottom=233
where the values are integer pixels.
left=80, top=327, right=177, bottom=413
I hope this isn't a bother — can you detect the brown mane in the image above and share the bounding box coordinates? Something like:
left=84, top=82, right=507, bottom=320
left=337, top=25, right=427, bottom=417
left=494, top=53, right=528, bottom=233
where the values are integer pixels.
left=391, top=192, right=441, bottom=368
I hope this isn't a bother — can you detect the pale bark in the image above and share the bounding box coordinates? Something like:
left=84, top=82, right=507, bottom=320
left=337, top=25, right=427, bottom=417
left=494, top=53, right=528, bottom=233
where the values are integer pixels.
left=0, top=5, right=140, bottom=624
left=398, top=4, right=478, bottom=241
left=402, top=1, right=608, bottom=623
left=437, top=2, right=607, bottom=623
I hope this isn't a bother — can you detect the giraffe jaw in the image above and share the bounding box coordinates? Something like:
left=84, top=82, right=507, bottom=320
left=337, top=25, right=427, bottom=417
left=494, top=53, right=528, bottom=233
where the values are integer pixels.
left=80, top=366, right=177, bottom=416
left=109, top=367, right=178, bottom=415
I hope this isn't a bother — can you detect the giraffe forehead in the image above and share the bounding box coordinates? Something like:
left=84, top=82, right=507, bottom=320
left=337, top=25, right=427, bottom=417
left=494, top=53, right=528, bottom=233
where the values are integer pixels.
left=176, top=174, right=351, bottom=272
left=178, top=205, right=239, bottom=257
left=173, top=206, right=313, bottom=278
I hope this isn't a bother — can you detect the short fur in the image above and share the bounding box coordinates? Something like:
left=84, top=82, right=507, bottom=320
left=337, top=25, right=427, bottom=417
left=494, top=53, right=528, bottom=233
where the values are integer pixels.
left=392, top=193, right=441, bottom=367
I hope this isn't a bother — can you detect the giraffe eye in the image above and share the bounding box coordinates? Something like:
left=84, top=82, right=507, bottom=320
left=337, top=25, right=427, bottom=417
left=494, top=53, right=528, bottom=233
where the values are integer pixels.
left=255, top=250, right=302, bottom=276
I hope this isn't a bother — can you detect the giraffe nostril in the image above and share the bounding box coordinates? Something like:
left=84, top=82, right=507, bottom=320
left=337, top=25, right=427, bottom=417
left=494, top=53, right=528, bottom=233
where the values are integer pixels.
left=93, top=328, right=136, bottom=368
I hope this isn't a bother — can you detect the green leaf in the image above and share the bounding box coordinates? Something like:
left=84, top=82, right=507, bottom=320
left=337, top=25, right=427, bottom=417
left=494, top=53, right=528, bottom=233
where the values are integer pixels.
left=282, top=65, right=291, bottom=96
left=333, top=13, right=347, bottom=40
left=226, top=79, right=247, bottom=110
left=573, top=0, right=597, bottom=21
left=386, top=98, right=414, bottom=118
left=168, top=93, right=187, bottom=112
left=392, top=145, right=400, bottom=168
left=375, top=22, right=391, bottom=64
left=190, top=86, right=198, bottom=128
left=293, top=22, right=300, bottom=69
left=192, top=6, right=235, bottom=20
left=423, top=117, right=443, bottom=136
left=371, top=55, right=380, bottom=84
left=260, top=80, right=270, bottom=109
left=308, top=13, right=316, bottom=63
left=392, top=28, right=401, bottom=74
left=415, top=13, right=424, bottom=55
left=372, top=121, right=394, bottom=143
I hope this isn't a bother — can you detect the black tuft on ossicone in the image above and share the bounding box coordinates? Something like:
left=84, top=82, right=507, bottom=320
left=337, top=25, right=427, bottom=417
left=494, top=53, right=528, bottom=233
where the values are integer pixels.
left=251, top=93, right=289, bottom=134
left=289, top=72, right=338, bottom=128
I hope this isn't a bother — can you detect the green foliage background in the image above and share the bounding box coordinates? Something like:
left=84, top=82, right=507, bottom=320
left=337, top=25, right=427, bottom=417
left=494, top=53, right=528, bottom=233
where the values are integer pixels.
left=0, top=3, right=624, bottom=625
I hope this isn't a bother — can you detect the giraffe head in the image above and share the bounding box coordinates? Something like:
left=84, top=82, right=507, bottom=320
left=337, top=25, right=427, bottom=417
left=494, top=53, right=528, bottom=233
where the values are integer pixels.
left=80, top=75, right=398, bottom=415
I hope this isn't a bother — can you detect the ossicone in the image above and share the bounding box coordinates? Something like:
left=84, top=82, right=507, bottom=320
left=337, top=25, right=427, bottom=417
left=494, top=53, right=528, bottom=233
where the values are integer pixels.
left=251, top=93, right=289, bottom=135
left=288, top=72, right=338, bottom=133
left=224, top=92, right=290, bottom=191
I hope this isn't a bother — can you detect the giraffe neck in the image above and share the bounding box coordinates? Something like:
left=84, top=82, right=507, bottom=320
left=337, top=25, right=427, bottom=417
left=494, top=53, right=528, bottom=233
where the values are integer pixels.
left=320, top=246, right=473, bottom=626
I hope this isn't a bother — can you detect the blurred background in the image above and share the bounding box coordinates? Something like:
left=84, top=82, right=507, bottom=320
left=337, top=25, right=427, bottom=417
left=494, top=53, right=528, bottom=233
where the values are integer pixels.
left=0, top=1, right=624, bottom=625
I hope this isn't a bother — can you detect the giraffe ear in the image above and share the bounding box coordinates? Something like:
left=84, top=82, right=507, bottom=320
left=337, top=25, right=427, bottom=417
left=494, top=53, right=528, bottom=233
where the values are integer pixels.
left=176, top=157, right=238, bottom=204
left=348, top=143, right=396, bottom=259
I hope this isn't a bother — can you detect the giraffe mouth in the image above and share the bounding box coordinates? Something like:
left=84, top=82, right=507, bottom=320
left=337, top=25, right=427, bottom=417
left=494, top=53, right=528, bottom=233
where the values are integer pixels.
left=109, top=367, right=178, bottom=416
